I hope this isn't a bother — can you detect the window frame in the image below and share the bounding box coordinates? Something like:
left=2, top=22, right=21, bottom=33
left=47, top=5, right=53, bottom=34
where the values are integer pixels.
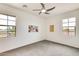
left=0, top=13, right=16, bottom=38
left=62, top=17, right=76, bottom=36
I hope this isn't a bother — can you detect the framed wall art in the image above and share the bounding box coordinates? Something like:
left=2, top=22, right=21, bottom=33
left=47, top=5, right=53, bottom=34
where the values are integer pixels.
left=50, top=25, right=54, bottom=32
left=28, top=25, right=38, bottom=32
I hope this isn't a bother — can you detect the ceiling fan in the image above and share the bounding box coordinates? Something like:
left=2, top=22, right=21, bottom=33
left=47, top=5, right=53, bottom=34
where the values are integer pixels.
left=33, top=3, right=55, bottom=15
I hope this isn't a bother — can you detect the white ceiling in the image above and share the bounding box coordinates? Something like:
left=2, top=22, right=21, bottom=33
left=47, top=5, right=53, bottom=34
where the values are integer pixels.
left=5, top=3, right=79, bottom=19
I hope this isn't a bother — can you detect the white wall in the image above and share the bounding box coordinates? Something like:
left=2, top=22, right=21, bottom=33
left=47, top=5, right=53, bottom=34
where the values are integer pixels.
left=0, top=4, right=46, bottom=53
left=46, top=9, right=79, bottom=48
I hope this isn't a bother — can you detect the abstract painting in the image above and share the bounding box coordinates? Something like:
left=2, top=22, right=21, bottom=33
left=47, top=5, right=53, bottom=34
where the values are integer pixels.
left=28, top=25, right=38, bottom=32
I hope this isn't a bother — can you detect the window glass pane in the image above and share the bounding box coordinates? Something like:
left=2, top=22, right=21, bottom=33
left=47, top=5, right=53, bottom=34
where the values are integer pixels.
left=8, top=21, right=16, bottom=26
left=0, top=20, right=7, bottom=25
left=0, top=14, right=7, bottom=19
left=69, top=27, right=75, bottom=32
left=63, top=26, right=68, bottom=29
left=0, top=26, right=7, bottom=37
left=0, top=26, right=7, bottom=31
left=69, top=29, right=75, bottom=32
left=7, top=26, right=16, bottom=32
left=8, top=16, right=16, bottom=21
left=69, top=17, right=76, bottom=22
left=63, top=26, right=69, bottom=32
left=7, top=26, right=16, bottom=37
left=69, top=27, right=75, bottom=29
left=63, top=19, right=68, bottom=23
left=63, top=29, right=69, bottom=32
left=69, top=22, right=76, bottom=26
left=63, top=23, right=68, bottom=26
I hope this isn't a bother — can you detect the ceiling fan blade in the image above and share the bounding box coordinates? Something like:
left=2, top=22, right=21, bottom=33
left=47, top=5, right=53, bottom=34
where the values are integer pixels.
left=45, top=12, right=50, bottom=14
left=33, top=9, right=41, bottom=11
left=40, top=3, right=45, bottom=9
left=46, top=6, right=55, bottom=11
left=39, top=12, right=41, bottom=15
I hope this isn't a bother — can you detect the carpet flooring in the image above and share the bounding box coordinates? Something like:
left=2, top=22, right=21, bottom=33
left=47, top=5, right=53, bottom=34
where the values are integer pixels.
left=0, top=40, right=79, bottom=56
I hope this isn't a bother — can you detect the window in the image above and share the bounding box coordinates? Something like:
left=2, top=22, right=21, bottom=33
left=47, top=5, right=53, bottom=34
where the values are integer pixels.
left=62, top=17, right=76, bottom=36
left=0, top=14, right=16, bottom=38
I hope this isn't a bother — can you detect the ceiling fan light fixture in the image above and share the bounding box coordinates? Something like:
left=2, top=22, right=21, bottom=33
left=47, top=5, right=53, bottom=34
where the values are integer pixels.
left=41, top=9, right=46, bottom=13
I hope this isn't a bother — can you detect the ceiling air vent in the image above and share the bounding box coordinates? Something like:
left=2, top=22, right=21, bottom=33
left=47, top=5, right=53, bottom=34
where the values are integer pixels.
left=22, top=4, right=27, bottom=8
